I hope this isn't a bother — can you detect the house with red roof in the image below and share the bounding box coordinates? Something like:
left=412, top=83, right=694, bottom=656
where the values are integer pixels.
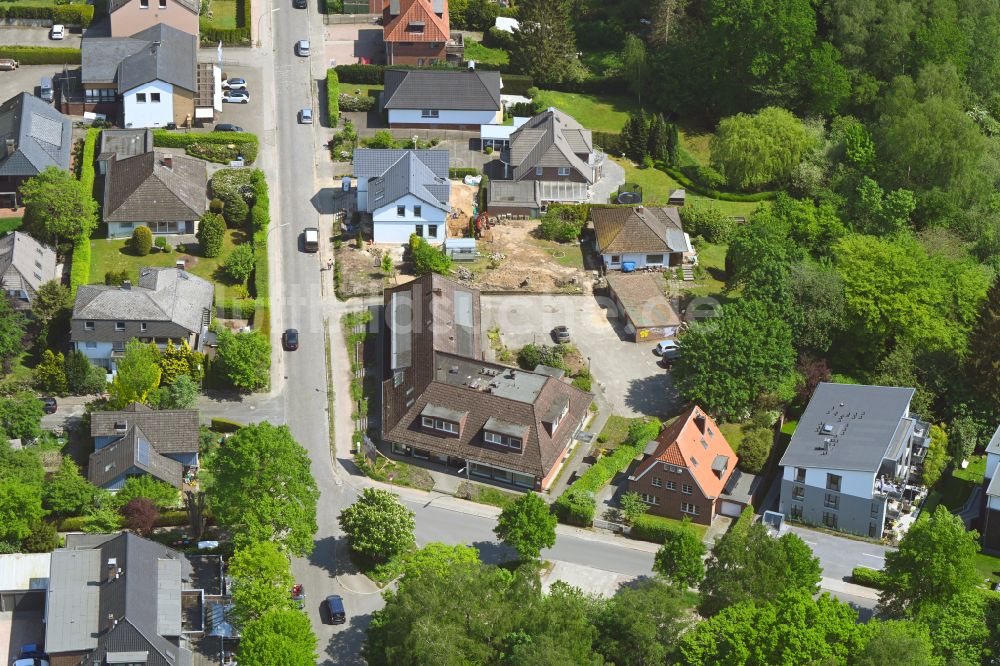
left=628, top=406, right=750, bottom=525
left=382, top=0, right=463, bottom=66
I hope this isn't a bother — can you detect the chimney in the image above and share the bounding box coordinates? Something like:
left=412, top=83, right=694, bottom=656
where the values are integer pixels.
left=106, top=613, right=116, bottom=632
left=121, top=280, right=131, bottom=290
left=467, top=60, right=476, bottom=71
left=162, top=154, right=173, bottom=169
left=3, top=138, right=15, bottom=158
left=694, top=412, right=706, bottom=434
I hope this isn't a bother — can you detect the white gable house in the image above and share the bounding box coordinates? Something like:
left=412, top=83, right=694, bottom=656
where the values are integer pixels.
left=354, top=149, right=451, bottom=244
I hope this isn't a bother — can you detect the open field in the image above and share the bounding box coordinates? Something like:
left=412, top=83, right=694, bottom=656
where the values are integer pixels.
left=535, top=90, right=637, bottom=133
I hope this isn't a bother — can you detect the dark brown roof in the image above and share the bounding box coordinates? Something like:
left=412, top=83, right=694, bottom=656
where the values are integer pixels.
left=592, top=206, right=686, bottom=255
left=103, top=150, right=206, bottom=223
left=91, top=402, right=199, bottom=454
left=88, top=424, right=184, bottom=488
left=605, top=272, right=681, bottom=328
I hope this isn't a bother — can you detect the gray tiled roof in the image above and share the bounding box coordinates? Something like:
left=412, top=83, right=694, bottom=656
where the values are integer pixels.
left=82, top=24, right=196, bottom=92
left=104, top=150, right=206, bottom=223
left=354, top=148, right=448, bottom=181
left=73, top=267, right=213, bottom=336
left=0, top=92, right=73, bottom=177
left=365, top=151, right=450, bottom=213
left=986, top=424, right=1000, bottom=457
left=508, top=108, right=594, bottom=183
left=98, top=128, right=154, bottom=162
left=47, top=533, right=194, bottom=666
left=88, top=423, right=184, bottom=488
left=382, top=69, right=502, bottom=111
left=110, top=0, right=198, bottom=14
left=91, top=402, right=199, bottom=454
left=592, top=206, right=686, bottom=255
left=779, top=383, right=916, bottom=473
left=487, top=180, right=538, bottom=207
left=0, top=231, right=58, bottom=296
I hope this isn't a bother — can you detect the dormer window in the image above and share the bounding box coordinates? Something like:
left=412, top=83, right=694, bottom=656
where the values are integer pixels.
left=407, top=21, right=425, bottom=33
left=420, top=404, right=466, bottom=436
left=483, top=417, right=527, bottom=452
left=541, top=395, right=570, bottom=436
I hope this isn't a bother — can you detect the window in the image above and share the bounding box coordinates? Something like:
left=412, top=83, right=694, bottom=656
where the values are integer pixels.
left=826, top=474, right=841, bottom=492
left=414, top=205, right=422, bottom=217
left=484, top=431, right=522, bottom=450
left=557, top=167, right=570, bottom=176
left=871, top=503, right=879, bottom=518
left=665, top=480, right=676, bottom=491
left=436, top=419, right=457, bottom=434
left=422, top=416, right=434, bottom=428
left=795, top=467, right=806, bottom=483
left=140, top=322, right=147, bottom=332
left=646, top=254, right=665, bottom=264
left=651, top=477, right=662, bottom=488
left=822, top=512, right=838, bottom=529
left=34, top=260, right=42, bottom=269
left=397, top=205, right=406, bottom=217
left=610, top=255, right=620, bottom=263
left=428, top=224, right=438, bottom=238
left=700, top=437, right=708, bottom=450
left=639, top=493, right=660, bottom=506
left=115, top=322, right=126, bottom=331
left=790, top=503, right=803, bottom=520
left=824, top=493, right=839, bottom=510
left=136, top=93, right=147, bottom=103
left=420, top=109, right=439, bottom=118
left=150, top=92, right=161, bottom=103
left=535, top=166, right=544, bottom=176
left=680, top=502, right=700, bottom=515
left=140, top=0, right=148, bottom=6
left=792, top=485, right=805, bottom=500
left=417, top=58, right=425, bottom=66
left=86, top=341, right=97, bottom=349
left=84, top=321, right=95, bottom=331
left=159, top=0, right=166, bottom=6
left=681, top=483, right=693, bottom=495
left=415, top=224, right=424, bottom=237
left=393, top=370, right=404, bottom=387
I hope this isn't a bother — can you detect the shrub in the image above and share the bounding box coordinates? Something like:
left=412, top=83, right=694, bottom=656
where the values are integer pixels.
left=449, top=167, right=479, bottom=179
left=326, top=68, right=340, bottom=126
left=338, top=93, right=375, bottom=112
left=221, top=193, right=249, bottom=227
left=69, top=238, right=90, bottom=296
left=851, top=567, right=888, bottom=589
left=216, top=298, right=256, bottom=319
left=197, top=213, right=226, bottom=257
left=152, top=130, right=258, bottom=164
left=679, top=204, right=736, bottom=244
left=737, top=425, right=772, bottom=474
left=130, top=226, right=153, bottom=256
left=156, top=510, right=190, bottom=527
left=571, top=370, right=592, bottom=392
left=630, top=514, right=688, bottom=543
left=57, top=515, right=87, bottom=532
left=224, top=243, right=255, bottom=284
left=209, top=198, right=225, bottom=214
left=22, top=521, right=59, bottom=553
left=552, top=489, right=595, bottom=526
left=210, top=417, right=246, bottom=432
left=538, top=204, right=588, bottom=242
left=154, top=237, right=168, bottom=251
left=334, top=63, right=385, bottom=84
left=104, top=269, right=130, bottom=286
left=408, top=234, right=452, bottom=275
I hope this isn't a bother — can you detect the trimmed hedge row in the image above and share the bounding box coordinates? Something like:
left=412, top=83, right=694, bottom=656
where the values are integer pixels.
left=593, top=131, right=623, bottom=155
left=628, top=514, right=688, bottom=543
left=216, top=298, right=256, bottom=319
left=661, top=166, right=778, bottom=202
left=248, top=169, right=270, bottom=336
left=851, top=567, right=888, bottom=589
left=211, top=417, right=246, bottom=432
left=58, top=510, right=189, bottom=532
left=335, top=63, right=384, bottom=84
left=0, top=4, right=93, bottom=26
left=0, top=46, right=82, bottom=64
left=152, top=130, right=259, bottom=165
left=199, top=0, right=250, bottom=46
left=449, top=167, right=479, bottom=179
left=327, top=68, right=339, bottom=126
left=70, top=128, right=100, bottom=295
left=500, top=74, right=534, bottom=96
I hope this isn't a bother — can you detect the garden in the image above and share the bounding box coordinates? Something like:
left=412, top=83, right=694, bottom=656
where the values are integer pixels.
left=88, top=228, right=244, bottom=287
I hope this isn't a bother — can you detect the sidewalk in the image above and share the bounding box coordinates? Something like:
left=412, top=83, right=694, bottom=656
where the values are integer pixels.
left=547, top=381, right=614, bottom=498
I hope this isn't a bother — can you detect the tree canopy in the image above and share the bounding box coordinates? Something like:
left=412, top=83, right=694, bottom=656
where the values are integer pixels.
left=215, top=330, right=271, bottom=392
left=20, top=166, right=97, bottom=252
left=493, top=492, right=557, bottom=561
left=338, top=488, right=416, bottom=565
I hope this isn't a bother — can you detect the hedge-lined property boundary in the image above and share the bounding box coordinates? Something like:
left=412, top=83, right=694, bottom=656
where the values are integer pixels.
left=70, top=128, right=100, bottom=295
left=851, top=567, right=888, bottom=589
left=449, top=167, right=478, bottom=179
left=326, top=68, right=340, bottom=126
left=334, top=63, right=384, bottom=84
left=0, top=4, right=93, bottom=26
left=248, top=169, right=271, bottom=337
left=198, top=0, right=250, bottom=45
left=662, top=166, right=779, bottom=202
left=211, top=417, right=246, bottom=432
left=0, top=46, right=82, bottom=64
left=152, top=129, right=259, bottom=164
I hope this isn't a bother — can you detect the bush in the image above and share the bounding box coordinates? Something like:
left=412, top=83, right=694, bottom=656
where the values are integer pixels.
left=69, top=238, right=90, bottom=296
left=130, top=226, right=153, bottom=256
left=449, top=167, right=479, bottom=179
left=629, top=514, right=689, bottom=543
left=552, top=489, right=595, bottom=526
left=154, top=237, right=168, bottom=251
left=209, top=198, right=225, bottom=214
left=156, top=510, right=190, bottom=527
left=338, top=93, right=376, bottom=112
left=326, top=69, right=340, bottom=126
left=58, top=515, right=87, bottom=532
left=334, top=63, right=385, bottom=84
left=409, top=234, right=452, bottom=275
left=22, top=521, right=59, bottom=553
left=224, top=243, right=255, bottom=284
left=538, top=204, right=588, bottom=242
left=216, top=298, right=256, bottom=319
left=152, top=130, right=258, bottom=164
left=104, top=269, right=130, bottom=286
left=571, top=370, right=592, bottom=392
left=679, top=204, right=737, bottom=244
left=737, top=425, right=772, bottom=474
left=210, top=417, right=246, bottom=432
left=249, top=170, right=271, bottom=334
left=851, top=567, right=888, bottom=589
left=196, top=213, right=225, bottom=257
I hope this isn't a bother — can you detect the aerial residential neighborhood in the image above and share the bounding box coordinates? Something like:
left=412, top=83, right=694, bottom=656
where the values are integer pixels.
left=0, top=0, right=998, bottom=664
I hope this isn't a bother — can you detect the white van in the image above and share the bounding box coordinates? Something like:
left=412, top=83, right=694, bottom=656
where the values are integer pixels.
left=303, top=227, right=319, bottom=252
left=39, top=77, right=53, bottom=102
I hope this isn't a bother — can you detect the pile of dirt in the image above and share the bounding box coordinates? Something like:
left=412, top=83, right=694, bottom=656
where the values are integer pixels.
left=472, top=221, right=588, bottom=293
left=448, top=181, right=479, bottom=237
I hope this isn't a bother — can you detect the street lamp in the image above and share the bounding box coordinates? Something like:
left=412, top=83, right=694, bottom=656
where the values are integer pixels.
left=256, top=7, right=280, bottom=48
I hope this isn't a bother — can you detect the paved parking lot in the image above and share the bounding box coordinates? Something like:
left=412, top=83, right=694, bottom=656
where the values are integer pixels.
left=480, top=293, right=680, bottom=418
left=0, top=63, right=65, bottom=102
left=323, top=23, right=382, bottom=67
left=210, top=61, right=268, bottom=135
left=0, top=25, right=83, bottom=48
left=0, top=610, right=45, bottom=665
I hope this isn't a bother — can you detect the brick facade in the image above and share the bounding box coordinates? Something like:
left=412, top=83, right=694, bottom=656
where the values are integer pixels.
left=629, top=462, right=716, bottom=525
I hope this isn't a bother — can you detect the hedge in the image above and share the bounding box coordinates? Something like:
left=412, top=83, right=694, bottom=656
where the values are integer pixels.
left=661, top=166, right=778, bottom=202
left=335, top=63, right=385, bottom=84
left=57, top=515, right=87, bottom=531
left=70, top=128, right=100, bottom=296
left=249, top=170, right=270, bottom=336
left=152, top=130, right=259, bottom=165
left=628, top=514, right=689, bottom=543
left=0, top=4, right=93, bottom=26
left=216, top=298, right=256, bottom=319
left=593, top=131, right=623, bottom=155
left=211, top=417, right=246, bottom=432
left=69, top=239, right=90, bottom=296
left=449, top=167, right=479, bottom=179
left=501, top=74, right=534, bottom=96
left=552, top=489, right=596, bottom=526
left=0, top=46, right=82, bottom=65
left=851, top=567, right=889, bottom=589
left=326, top=69, right=340, bottom=126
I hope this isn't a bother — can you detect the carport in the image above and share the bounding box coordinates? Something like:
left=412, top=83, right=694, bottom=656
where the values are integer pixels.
left=604, top=272, right=681, bottom=342
left=479, top=117, right=529, bottom=152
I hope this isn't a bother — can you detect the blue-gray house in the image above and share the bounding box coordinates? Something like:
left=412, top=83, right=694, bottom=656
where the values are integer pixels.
left=88, top=402, right=200, bottom=489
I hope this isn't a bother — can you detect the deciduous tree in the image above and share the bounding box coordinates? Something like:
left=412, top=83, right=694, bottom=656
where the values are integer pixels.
left=33, top=349, right=67, bottom=395
left=0, top=479, right=44, bottom=543
left=43, top=456, right=97, bottom=516
left=113, top=475, right=180, bottom=510
left=969, top=277, right=1000, bottom=410
left=653, top=517, right=706, bottom=589
left=224, top=243, right=255, bottom=284
left=228, top=542, right=295, bottom=626
left=338, top=488, right=415, bottom=565
left=108, top=340, right=162, bottom=409
left=0, top=391, right=45, bottom=441
left=208, top=422, right=319, bottom=556
left=400, top=542, right=480, bottom=584
left=921, top=424, right=949, bottom=487
left=238, top=608, right=317, bottom=666
left=494, top=492, right=557, bottom=561
left=20, top=166, right=97, bottom=252
left=710, top=107, right=814, bottom=191
left=856, top=620, right=940, bottom=666
left=595, top=579, right=693, bottom=665
left=121, top=497, right=159, bottom=536
left=31, top=280, right=72, bottom=328
left=0, top=296, right=26, bottom=374
left=63, top=350, right=107, bottom=395
left=215, top=330, right=270, bottom=392
left=152, top=374, right=199, bottom=410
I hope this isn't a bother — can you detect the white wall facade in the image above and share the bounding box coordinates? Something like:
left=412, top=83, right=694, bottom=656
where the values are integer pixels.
left=603, top=252, right=672, bottom=270
left=388, top=108, right=501, bottom=127
left=122, top=80, right=174, bottom=128
left=988, top=452, right=1000, bottom=481
left=781, top=465, right=876, bottom=499
left=357, top=180, right=369, bottom=211
left=372, top=193, right=448, bottom=244
left=75, top=341, right=115, bottom=369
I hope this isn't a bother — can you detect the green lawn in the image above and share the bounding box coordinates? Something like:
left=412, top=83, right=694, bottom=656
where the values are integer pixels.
left=465, top=40, right=508, bottom=66
left=596, top=415, right=638, bottom=450
left=0, top=217, right=22, bottom=234
left=685, top=239, right=729, bottom=300
left=611, top=157, right=761, bottom=218
left=719, top=423, right=745, bottom=453
left=342, top=83, right=382, bottom=99
left=975, top=552, right=1000, bottom=586
left=920, top=456, right=985, bottom=517
left=200, top=0, right=238, bottom=30
left=534, top=90, right=638, bottom=133
left=89, top=229, right=244, bottom=287
left=679, top=128, right=712, bottom=166
left=528, top=237, right=584, bottom=268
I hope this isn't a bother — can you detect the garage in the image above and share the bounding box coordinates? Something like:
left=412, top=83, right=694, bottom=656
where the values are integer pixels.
left=718, top=500, right=744, bottom=518
left=604, top=273, right=681, bottom=343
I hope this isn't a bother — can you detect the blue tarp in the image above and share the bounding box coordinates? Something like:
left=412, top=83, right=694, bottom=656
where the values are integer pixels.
left=622, top=262, right=636, bottom=272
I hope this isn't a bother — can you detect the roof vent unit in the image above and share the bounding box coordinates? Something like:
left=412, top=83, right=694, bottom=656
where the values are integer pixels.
left=822, top=423, right=833, bottom=434
left=449, top=365, right=459, bottom=374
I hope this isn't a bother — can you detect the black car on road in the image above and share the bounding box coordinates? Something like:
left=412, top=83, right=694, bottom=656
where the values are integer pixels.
left=282, top=328, right=299, bottom=351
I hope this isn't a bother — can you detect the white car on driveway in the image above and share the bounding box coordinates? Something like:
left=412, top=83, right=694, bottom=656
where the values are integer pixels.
left=223, top=90, right=250, bottom=104
left=50, top=24, right=65, bottom=39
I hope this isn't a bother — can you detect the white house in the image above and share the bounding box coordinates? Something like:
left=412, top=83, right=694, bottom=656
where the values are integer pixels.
left=354, top=149, right=451, bottom=244
left=982, top=426, right=1000, bottom=552
left=591, top=206, right=696, bottom=271
left=121, top=79, right=175, bottom=128
left=382, top=69, right=502, bottom=130
left=778, top=383, right=930, bottom=539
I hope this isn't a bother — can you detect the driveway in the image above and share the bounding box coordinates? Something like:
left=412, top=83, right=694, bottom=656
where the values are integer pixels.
left=204, top=61, right=269, bottom=137
left=0, top=25, right=83, bottom=48
left=0, top=610, right=45, bottom=666
left=0, top=63, right=65, bottom=101
left=324, top=23, right=383, bottom=67
left=480, top=293, right=680, bottom=418
left=784, top=524, right=890, bottom=582
left=591, top=157, right=625, bottom=205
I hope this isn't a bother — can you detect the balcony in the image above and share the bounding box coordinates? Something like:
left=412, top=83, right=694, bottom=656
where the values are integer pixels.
left=446, top=33, right=464, bottom=58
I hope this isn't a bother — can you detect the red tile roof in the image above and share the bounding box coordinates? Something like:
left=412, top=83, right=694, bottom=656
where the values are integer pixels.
left=383, top=0, right=449, bottom=43
left=633, top=405, right=738, bottom=499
